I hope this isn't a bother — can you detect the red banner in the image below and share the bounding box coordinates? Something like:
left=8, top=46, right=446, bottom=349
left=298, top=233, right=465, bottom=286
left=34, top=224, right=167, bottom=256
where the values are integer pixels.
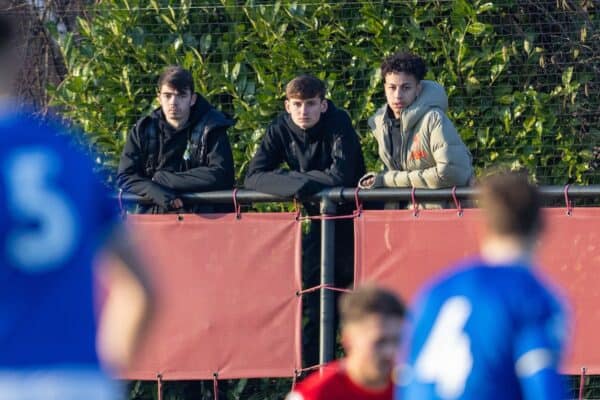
left=119, top=213, right=302, bottom=380
left=355, top=208, right=600, bottom=374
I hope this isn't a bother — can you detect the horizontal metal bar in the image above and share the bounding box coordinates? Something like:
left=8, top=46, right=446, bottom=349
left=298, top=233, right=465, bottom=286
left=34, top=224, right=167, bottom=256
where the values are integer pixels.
left=119, top=189, right=296, bottom=204
left=118, top=185, right=600, bottom=205
left=336, top=185, right=600, bottom=202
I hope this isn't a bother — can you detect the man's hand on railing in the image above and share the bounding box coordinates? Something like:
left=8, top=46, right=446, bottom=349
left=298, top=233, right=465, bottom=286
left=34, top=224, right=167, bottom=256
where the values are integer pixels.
left=145, top=183, right=182, bottom=210
left=358, top=172, right=383, bottom=189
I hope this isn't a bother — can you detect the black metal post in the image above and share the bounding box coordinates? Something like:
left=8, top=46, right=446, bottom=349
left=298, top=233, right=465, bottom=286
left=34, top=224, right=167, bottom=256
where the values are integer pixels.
left=319, top=195, right=337, bottom=366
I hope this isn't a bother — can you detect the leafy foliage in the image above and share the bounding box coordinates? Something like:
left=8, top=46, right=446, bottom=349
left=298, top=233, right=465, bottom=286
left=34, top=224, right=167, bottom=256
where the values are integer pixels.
left=49, top=0, right=599, bottom=186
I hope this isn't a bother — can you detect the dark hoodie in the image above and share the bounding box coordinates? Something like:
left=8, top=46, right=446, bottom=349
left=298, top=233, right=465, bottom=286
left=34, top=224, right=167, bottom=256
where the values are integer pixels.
left=117, top=94, right=234, bottom=213
left=244, top=100, right=365, bottom=207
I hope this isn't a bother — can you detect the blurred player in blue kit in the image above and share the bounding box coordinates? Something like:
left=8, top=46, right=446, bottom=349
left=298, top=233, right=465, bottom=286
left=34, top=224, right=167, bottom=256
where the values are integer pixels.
left=0, top=4, right=153, bottom=399
left=398, top=171, right=568, bottom=400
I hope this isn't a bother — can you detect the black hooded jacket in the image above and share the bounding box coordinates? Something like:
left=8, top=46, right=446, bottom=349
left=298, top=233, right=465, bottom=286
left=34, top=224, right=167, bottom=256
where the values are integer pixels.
left=244, top=100, right=365, bottom=208
left=117, top=95, right=234, bottom=213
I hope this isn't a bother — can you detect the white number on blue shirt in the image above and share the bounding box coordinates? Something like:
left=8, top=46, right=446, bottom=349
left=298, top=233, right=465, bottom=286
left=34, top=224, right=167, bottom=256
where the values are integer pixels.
left=414, top=296, right=473, bottom=399
left=3, top=149, right=79, bottom=272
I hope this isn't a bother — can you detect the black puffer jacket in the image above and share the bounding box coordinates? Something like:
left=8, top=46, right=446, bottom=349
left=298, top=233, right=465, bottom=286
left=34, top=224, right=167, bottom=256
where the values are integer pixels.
left=117, top=95, right=234, bottom=213
left=244, top=100, right=365, bottom=212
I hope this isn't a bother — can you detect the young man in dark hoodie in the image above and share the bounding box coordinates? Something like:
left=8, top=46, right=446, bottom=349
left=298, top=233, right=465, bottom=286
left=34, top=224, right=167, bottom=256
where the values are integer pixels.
left=245, top=74, right=364, bottom=201
left=117, top=66, right=235, bottom=213
left=245, top=74, right=366, bottom=368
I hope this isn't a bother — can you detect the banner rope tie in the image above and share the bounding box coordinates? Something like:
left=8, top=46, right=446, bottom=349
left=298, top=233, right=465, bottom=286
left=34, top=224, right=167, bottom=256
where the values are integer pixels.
left=411, top=187, right=419, bottom=217
left=291, top=363, right=329, bottom=391
left=117, top=189, right=123, bottom=213
left=354, top=187, right=362, bottom=217
left=213, top=373, right=219, bottom=400
left=564, top=184, right=573, bottom=216
left=297, top=213, right=359, bottom=221
left=297, top=284, right=353, bottom=296
left=451, top=186, right=463, bottom=217
left=578, top=367, right=586, bottom=400
left=156, top=373, right=163, bottom=400
left=232, top=188, right=241, bottom=219
left=117, top=188, right=125, bottom=218
left=293, top=198, right=302, bottom=221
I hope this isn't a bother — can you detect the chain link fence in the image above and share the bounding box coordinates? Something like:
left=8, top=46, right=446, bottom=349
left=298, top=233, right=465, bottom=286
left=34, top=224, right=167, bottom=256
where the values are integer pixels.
left=8, top=0, right=600, bottom=185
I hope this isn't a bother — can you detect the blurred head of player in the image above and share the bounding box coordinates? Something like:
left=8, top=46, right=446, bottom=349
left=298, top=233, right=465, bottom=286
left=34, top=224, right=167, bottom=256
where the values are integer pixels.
left=477, top=170, right=544, bottom=262
left=339, top=285, right=406, bottom=389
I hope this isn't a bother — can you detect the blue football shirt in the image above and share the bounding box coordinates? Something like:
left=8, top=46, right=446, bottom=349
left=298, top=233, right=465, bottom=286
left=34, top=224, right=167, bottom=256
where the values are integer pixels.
left=397, top=258, right=567, bottom=400
left=0, top=112, right=119, bottom=369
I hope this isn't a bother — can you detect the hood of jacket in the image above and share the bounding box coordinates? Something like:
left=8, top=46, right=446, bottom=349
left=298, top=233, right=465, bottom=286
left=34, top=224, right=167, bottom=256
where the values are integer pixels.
left=368, top=80, right=448, bottom=139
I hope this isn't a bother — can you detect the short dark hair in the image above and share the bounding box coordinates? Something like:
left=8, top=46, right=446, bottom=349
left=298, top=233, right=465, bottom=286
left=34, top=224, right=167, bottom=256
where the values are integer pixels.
left=381, top=52, right=427, bottom=81
left=157, top=66, right=194, bottom=94
left=339, top=285, right=406, bottom=326
left=285, top=74, right=326, bottom=100
left=477, top=170, right=543, bottom=238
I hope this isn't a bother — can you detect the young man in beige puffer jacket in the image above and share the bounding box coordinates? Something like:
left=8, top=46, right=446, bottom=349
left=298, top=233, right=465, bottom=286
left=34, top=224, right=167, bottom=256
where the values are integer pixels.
left=359, top=52, right=473, bottom=192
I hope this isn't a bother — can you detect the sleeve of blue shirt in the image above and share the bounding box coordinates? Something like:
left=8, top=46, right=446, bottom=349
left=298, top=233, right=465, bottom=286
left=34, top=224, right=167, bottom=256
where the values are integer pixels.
left=513, top=288, right=567, bottom=400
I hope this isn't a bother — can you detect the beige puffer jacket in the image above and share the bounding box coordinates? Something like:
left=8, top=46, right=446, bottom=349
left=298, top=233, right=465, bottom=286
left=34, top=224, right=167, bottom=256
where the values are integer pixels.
left=367, top=80, right=473, bottom=189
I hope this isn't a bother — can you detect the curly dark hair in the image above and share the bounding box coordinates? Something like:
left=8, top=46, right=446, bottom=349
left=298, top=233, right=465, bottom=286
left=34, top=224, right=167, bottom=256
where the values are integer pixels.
left=381, top=52, right=427, bottom=81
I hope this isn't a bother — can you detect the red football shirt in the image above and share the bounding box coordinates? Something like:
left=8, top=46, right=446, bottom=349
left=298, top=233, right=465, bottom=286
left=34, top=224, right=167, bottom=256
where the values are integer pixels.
left=287, top=360, right=393, bottom=400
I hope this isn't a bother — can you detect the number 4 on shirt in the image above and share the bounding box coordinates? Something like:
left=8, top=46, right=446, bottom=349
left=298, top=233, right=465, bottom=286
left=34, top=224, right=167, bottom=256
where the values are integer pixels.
left=414, top=296, right=474, bottom=399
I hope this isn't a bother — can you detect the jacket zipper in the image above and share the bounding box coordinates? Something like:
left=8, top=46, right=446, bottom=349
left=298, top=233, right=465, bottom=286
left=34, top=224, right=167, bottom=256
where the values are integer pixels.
left=399, top=114, right=407, bottom=171
left=291, top=140, right=307, bottom=172
left=385, top=118, right=394, bottom=168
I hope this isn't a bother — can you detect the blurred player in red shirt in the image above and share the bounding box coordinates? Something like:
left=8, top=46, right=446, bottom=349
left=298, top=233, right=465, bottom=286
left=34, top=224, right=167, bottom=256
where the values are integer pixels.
left=287, top=285, right=406, bottom=400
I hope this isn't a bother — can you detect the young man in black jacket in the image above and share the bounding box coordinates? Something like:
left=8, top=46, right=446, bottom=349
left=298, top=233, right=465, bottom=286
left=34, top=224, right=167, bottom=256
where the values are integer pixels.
left=245, top=74, right=366, bottom=367
left=117, top=66, right=235, bottom=213
left=245, top=74, right=364, bottom=203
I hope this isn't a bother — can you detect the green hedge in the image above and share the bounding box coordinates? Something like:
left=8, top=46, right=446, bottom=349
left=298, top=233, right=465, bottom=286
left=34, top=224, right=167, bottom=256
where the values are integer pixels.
left=49, top=0, right=599, bottom=186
